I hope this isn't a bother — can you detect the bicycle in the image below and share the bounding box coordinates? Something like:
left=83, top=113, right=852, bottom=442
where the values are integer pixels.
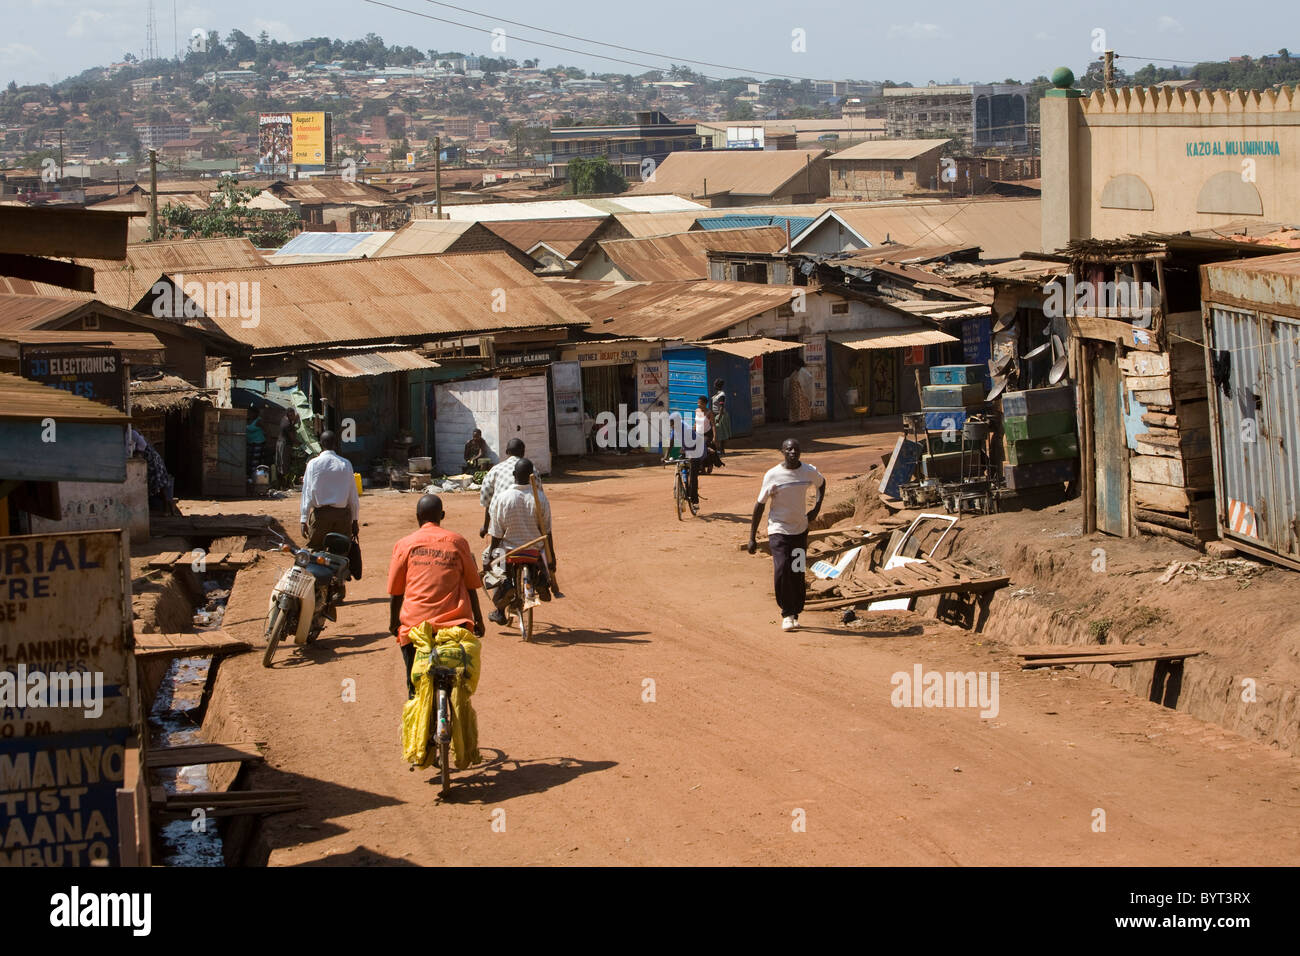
left=664, top=455, right=699, bottom=520
left=430, top=664, right=457, bottom=795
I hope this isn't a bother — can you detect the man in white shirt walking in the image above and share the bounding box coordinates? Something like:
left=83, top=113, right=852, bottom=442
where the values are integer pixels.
left=747, top=438, right=826, bottom=631
left=300, top=430, right=359, bottom=549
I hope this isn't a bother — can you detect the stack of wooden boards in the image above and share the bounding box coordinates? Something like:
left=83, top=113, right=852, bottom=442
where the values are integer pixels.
left=1000, top=385, right=1080, bottom=490
left=920, top=364, right=988, bottom=481
left=1124, top=312, right=1216, bottom=546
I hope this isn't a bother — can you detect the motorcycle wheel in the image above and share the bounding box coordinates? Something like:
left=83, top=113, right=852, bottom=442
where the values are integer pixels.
left=262, top=605, right=289, bottom=668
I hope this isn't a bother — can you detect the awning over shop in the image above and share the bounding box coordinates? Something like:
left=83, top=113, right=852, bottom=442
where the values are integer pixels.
left=0, top=330, right=166, bottom=363
left=307, top=350, right=441, bottom=378
left=828, top=328, right=959, bottom=350
left=692, top=337, right=805, bottom=359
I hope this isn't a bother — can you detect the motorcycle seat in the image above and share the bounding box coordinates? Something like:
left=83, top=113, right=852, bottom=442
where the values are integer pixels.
left=322, top=532, right=352, bottom=556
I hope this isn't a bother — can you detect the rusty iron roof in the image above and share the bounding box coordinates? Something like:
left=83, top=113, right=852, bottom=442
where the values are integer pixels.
left=307, top=350, right=441, bottom=378
left=828, top=328, right=958, bottom=350
left=689, top=336, right=805, bottom=359
left=626, top=149, right=828, bottom=199
left=0, top=370, right=131, bottom=423
left=148, top=252, right=592, bottom=351
left=547, top=278, right=800, bottom=339
left=483, top=217, right=611, bottom=259
left=830, top=139, right=951, bottom=162
left=797, top=199, right=1041, bottom=261
left=0, top=328, right=165, bottom=362
left=597, top=226, right=788, bottom=281
left=373, top=219, right=479, bottom=256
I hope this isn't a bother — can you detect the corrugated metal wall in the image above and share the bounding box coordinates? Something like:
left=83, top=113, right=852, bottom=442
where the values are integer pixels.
left=1208, top=307, right=1300, bottom=561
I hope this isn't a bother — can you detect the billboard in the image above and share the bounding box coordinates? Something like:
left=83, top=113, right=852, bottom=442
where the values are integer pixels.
left=726, top=126, right=766, bottom=150
left=258, top=112, right=332, bottom=172
left=0, top=530, right=137, bottom=866
left=20, top=348, right=125, bottom=411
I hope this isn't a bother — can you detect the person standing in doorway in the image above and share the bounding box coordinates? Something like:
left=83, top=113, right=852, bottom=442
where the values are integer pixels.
left=786, top=357, right=814, bottom=425
left=300, top=430, right=359, bottom=549
left=711, top=378, right=731, bottom=456
left=747, top=438, right=825, bottom=631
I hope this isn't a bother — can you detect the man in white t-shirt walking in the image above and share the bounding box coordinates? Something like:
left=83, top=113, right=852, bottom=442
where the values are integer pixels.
left=747, top=438, right=826, bottom=631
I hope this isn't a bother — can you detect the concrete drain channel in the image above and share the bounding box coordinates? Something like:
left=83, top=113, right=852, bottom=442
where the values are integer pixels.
left=139, top=543, right=288, bottom=866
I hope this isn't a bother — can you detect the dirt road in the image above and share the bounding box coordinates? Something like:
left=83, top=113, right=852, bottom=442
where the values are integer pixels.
left=197, top=425, right=1300, bottom=866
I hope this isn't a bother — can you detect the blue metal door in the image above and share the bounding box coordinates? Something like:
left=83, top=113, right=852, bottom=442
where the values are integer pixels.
left=707, top=353, right=753, bottom=437
left=667, top=348, right=708, bottom=449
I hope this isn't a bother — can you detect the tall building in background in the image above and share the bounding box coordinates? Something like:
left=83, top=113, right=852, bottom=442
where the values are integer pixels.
left=885, top=84, right=1032, bottom=153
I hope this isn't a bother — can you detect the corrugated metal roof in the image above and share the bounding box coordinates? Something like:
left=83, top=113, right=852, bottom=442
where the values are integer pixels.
left=1202, top=249, right=1300, bottom=311
left=373, top=219, right=478, bottom=257
left=828, top=328, right=958, bottom=350
left=0, top=294, right=93, bottom=327
left=308, top=350, right=441, bottom=377
left=483, top=217, right=610, bottom=258
left=830, top=139, right=951, bottom=161
left=269, top=231, right=394, bottom=258
left=548, top=278, right=799, bottom=339
left=0, top=370, right=131, bottom=423
left=152, top=252, right=592, bottom=351
left=0, top=328, right=164, bottom=361
left=598, top=226, right=788, bottom=281
left=797, top=199, right=1041, bottom=261
left=695, top=214, right=817, bottom=238
left=625, top=149, right=827, bottom=198
left=691, top=336, right=804, bottom=359
left=441, top=196, right=703, bottom=222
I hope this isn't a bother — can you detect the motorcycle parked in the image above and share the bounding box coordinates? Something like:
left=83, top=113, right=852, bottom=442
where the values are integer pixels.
left=263, top=532, right=351, bottom=667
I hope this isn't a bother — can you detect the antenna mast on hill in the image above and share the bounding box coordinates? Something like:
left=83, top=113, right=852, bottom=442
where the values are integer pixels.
left=145, top=0, right=159, bottom=62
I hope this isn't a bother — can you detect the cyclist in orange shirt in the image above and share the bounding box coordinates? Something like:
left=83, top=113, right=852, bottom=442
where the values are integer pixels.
left=387, top=494, right=485, bottom=697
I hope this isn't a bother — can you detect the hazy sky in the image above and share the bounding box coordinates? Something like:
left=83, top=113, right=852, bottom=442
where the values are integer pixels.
left=3, top=0, right=1298, bottom=88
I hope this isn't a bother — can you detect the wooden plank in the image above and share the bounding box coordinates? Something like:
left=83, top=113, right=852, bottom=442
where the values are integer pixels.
left=1132, top=388, right=1173, bottom=406
left=1013, top=645, right=1143, bottom=657
left=805, top=574, right=1011, bottom=611
left=1125, top=374, right=1171, bottom=391
left=134, top=630, right=251, bottom=659
left=1137, top=520, right=1203, bottom=550
left=1118, top=353, right=1169, bottom=377
left=1141, top=411, right=1178, bottom=429
left=1133, top=481, right=1189, bottom=514
left=146, top=742, right=265, bottom=768
left=1135, top=508, right=1194, bottom=533
left=1021, top=648, right=1203, bottom=668
left=1173, top=400, right=1210, bottom=428
left=157, top=789, right=302, bottom=806
left=1130, top=455, right=1185, bottom=486
left=1069, top=315, right=1160, bottom=351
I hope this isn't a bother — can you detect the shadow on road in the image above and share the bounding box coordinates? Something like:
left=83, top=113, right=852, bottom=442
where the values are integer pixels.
left=524, top=624, right=651, bottom=647
left=268, top=629, right=394, bottom=667
left=427, top=748, right=616, bottom=803
left=287, top=844, right=420, bottom=867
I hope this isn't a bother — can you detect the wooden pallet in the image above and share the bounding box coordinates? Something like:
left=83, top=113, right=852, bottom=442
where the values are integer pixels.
left=150, top=514, right=279, bottom=538
left=134, top=630, right=251, bottom=659
left=147, top=550, right=259, bottom=571
left=804, top=557, right=1010, bottom=612
left=146, top=741, right=265, bottom=769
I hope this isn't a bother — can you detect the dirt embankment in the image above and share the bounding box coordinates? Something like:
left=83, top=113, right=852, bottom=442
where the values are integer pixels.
left=911, top=500, right=1300, bottom=754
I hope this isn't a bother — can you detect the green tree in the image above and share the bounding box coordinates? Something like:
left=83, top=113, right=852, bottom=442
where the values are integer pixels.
left=157, top=176, right=297, bottom=248
left=568, top=155, right=626, bottom=195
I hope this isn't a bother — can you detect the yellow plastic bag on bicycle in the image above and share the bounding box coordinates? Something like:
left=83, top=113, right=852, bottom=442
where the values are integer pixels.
left=401, top=623, right=481, bottom=770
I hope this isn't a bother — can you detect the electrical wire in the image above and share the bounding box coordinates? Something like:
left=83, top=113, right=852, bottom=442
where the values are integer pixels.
left=415, top=0, right=825, bottom=82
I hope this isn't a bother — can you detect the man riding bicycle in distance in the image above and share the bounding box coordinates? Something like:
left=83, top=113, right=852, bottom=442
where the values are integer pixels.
left=483, top=457, right=556, bottom=625
left=388, top=494, right=485, bottom=698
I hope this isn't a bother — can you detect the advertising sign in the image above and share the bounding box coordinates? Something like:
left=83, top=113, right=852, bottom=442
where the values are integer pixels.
left=0, top=530, right=135, bottom=866
left=291, top=112, right=329, bottom=165
left=20, top=349, right=125, bottom=411
left=259, top=112, right=332, bottom=171
left=804, top=334, right=829, bottom=420
left=749, top=356, right=765, bottom=426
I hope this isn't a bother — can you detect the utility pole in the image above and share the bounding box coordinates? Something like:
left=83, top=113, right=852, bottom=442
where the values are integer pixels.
left=434, top=135, right=443, bottom=219
left=58, top=129, right=64, bottom=183
left=1104, top=50, right=1115, bottom=92
left=149, top=149, right=159, bottom=240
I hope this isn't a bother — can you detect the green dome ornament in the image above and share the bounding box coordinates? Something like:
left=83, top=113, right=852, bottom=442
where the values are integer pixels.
left=1046, top=66, right=1082, bottom=98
